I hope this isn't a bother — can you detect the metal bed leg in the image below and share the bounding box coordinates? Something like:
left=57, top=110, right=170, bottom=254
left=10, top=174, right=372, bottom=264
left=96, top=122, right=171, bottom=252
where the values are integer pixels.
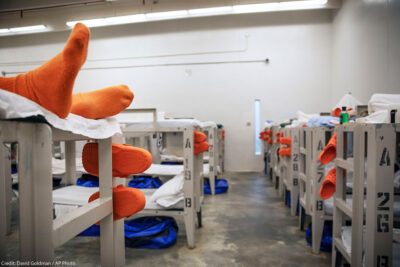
left=311, top=217, right=323, bottom=254
left=0, top=137, right=8, bottom=259
left=18, top=123, right=54, bottom=260
left=197, top=208, right=202, bottom=228
left=98, top=138, right=124, bottom=267
left=65, top=141, right=76, bottom=185
left=299, top=207, right=305, bottom=230
left=2, top=144, right=12, bottom=235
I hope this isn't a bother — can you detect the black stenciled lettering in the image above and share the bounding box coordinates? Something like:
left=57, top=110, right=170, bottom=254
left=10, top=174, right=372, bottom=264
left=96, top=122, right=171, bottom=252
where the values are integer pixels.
left=377, top=192, right=390, bottom=211
left=185, top=138, right=191, bottom=148
left=379, top=147, right=391, bottom=166
left=377, top=255, right=389, bottom=267
left=185, top=198, right=192, bottom=208
left=377, top=214, right=389, bottom=233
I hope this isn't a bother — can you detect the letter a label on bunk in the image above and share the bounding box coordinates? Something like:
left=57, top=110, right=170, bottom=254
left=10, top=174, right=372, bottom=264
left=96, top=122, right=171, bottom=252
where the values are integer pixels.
left=185, top=138, right=191, bottom=148
left=379, top=147, right=391, bottom=166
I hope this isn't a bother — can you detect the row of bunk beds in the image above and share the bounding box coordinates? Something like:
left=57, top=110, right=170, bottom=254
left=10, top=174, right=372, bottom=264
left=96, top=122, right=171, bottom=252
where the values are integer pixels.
left=0, top=108, right=226, bottom=263
left=262, top=103, right=400, bottom=266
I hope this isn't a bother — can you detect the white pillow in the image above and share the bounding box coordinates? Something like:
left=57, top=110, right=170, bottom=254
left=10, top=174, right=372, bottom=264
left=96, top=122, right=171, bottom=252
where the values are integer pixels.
left=150, top=172, right=184, bottom=203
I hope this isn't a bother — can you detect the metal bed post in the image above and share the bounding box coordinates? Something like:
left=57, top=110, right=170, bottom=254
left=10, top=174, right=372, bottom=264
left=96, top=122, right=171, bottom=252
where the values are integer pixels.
left=183, top=127, right=196, bottom=248
left=290, top=127, right=300, bottom=217
left=332, top=124, right=365, bottom=266
left=0, top=135, right=11, bottom=258
left=364, top=124, right=396, bottom=267
left=299, top=127, right=311, bottom=230
left=310, top=127, right=333, bottom=254
left=65, top=141, right=76, bottom=185
left=205, top=125, right=217, bottom=195
left=0, top=121, right=122, bottom=265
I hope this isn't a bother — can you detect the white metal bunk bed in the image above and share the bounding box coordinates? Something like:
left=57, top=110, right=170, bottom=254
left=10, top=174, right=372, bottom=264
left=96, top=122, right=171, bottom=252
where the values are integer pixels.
left=332, top=123, right=400, bottom=267
left=118, top=109, right=204, bottom=249
left=201, top=122, right=219, bottom=195
left=298, top=126, right=337, bottom=254
left=217, top=126, right=225, bottom=173
left=0, top=121, right=124, bottom=266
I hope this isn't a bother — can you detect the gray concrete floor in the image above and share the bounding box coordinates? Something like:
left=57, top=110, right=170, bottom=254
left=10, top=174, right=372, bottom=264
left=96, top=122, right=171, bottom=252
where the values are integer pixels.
left=5, top=172, right=331, bottom=266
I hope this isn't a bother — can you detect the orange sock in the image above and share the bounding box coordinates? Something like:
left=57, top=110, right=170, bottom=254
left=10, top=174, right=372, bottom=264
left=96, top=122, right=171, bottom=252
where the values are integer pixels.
left=280, top=137, right=292, bottom=147
left=82, top=143, right=152, bottom=177
left=194, top=131, right=207, bottom=143
left=222, top=130, right=225, bottom=139
left=194, top=141, right=209, bottom=155
left=89, top=185, right=145, bottom=222
left=319, top=168, right=337, bottom=200
left=70, top=85, right=134, bottom=119
left=279, top=147, right=291, bottom=157
left=318, top=133, right=337, bottom=164
left=0, top=23, right=90, bottom=119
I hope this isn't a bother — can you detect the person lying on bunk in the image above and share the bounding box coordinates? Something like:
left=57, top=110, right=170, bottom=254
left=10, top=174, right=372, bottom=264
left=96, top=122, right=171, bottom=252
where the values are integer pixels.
left=0, top=23, right=152, bottom=220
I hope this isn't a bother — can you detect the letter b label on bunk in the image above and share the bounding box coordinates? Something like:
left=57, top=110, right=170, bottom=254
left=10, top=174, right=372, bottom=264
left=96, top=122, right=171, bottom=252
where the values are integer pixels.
left=185, top=170, right=191, bottom=180
left=185, top=198, right=192, bottom=208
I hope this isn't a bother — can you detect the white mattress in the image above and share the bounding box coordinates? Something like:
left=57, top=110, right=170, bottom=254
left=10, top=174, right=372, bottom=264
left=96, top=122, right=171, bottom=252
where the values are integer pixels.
left=160, top=154, right=209, bottom=163
left=199, top=121, right=217, bottom=128
left=341, top=226, right=400, bottom=266
left=52, top=157, right=86, bottom=176
left=325, top=197, right=400, bottom=217
left=52, top=185, right=183, bottom=218
left=125, top=119, right=202, bottom=130
left=142, top=163, right=210, bottom=177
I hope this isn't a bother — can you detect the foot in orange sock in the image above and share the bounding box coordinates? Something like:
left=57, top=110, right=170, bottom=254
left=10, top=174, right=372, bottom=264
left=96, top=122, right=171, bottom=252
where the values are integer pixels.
left=319, top=167, right=337, bottom=200
left=194, top=131, right=207, bottom=143
left=318, top=133, right=337, bottom=164
left=0, top=23, right=90, bottom=118
left=71, top=85, right=134, bottom=119
left=89, top=185, right=145, bottom=221
left=194, top=141, right=209, bottom=155
left=82, top=143, right=152, bottom=177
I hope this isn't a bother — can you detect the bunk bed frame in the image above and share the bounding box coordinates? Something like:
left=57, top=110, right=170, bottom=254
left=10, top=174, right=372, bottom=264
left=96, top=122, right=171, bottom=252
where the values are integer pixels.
left=119, top=109, right=203, bottom=249
left=0, top=121, right=124, bottom=266
left=332, top=123, right=398, bottom=267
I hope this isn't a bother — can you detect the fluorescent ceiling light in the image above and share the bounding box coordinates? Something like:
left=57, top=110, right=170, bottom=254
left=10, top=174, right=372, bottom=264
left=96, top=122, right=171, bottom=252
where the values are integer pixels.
left=145, top=10, right=188, bottom=19
left=9, top=25, right=46, bottom=33
left=106, top=14, right=146, bottom=24
left=233, top=3, right=280, bottom=13
left=0, top=29, right=10, bottom=34
left=66, top=0, right=330, bottom=28
left=279, top=0, right=328, bottom=8
left=188, top=6, right=233, bottom=15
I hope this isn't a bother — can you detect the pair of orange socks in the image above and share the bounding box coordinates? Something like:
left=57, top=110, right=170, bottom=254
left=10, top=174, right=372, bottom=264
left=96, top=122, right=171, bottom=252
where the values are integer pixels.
left=194, top=131, right=210, bottom=155
left=0, top=23, right=133, bottom=119
left=279, top=137, right=291, bottom=147
left=83, top=142, right=152, bottom=222
left=88, top=185, right=146, bottom=222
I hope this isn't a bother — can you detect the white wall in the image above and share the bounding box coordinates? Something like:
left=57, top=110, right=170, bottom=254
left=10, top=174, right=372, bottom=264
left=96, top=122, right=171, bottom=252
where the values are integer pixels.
left=331, top=0, right=400, bottom=105
left=0, top=10, right=333, bottom=171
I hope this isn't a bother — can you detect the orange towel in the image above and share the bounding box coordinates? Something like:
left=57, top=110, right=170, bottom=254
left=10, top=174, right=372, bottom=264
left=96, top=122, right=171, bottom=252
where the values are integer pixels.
left=280, top=137, right=291, bottom=147
left=279, top=147, right=291, bottom=157
left=194, top=131, right=207, bottom=143
left=89, top=185, right=145, bottom=222
left=318, top=133, right=337, bottom=164
left=319, top=168, right=337, bottom=200
left=194, top=141, right=209, bottom=155
left=82, top=143, right=152, bottom=177
left=0, top=23, right=90, bottom=119
left=70, top=85, right=134, bottom=119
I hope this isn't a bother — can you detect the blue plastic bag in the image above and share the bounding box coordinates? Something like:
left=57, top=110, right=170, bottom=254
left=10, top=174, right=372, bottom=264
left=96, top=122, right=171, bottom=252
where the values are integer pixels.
left=79, top=216, right=178, bottom=249
left=128, top=176, right=163, bottom=189
left=76, top=174, right=99, bottom=187
left=204, top=178, right=229, bottom=194
left=305, top=221, right=332, bottom=252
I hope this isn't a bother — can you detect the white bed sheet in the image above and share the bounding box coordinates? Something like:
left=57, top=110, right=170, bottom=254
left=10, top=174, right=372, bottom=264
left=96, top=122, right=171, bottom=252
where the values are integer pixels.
left=124, top=119, right=202, bottom=130
left=160, top=154, right=209, bottom=163
left=142, top=163, right=210, bottom=177
left=0, top=89, right=122, bottom=139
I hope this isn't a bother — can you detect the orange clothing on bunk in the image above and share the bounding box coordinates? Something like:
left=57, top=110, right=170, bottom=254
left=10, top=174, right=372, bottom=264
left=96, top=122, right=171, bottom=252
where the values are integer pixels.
left=280, top=137, right=291, bottom=147
left=222, top=130, right=225, bottom=139
left=319, top=167, right=337, bottom=200
left=279, top=147, right=291, bottom=157
left=89, top=185, right=145, bottom=222
left=194, top=141, right=210, bottom=155
left=194, top=131, right=207, bottom=143
left=267, top=139, right=273, bottom=145
left=0, top=23, right=90, bottom=119
left=318, top=133, right=337, bottom=164
left=265, top=130, right=272, bottom=136
left=82, top=143, right=152, bottom=178
left=71, top=85, right=133, bottom=119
